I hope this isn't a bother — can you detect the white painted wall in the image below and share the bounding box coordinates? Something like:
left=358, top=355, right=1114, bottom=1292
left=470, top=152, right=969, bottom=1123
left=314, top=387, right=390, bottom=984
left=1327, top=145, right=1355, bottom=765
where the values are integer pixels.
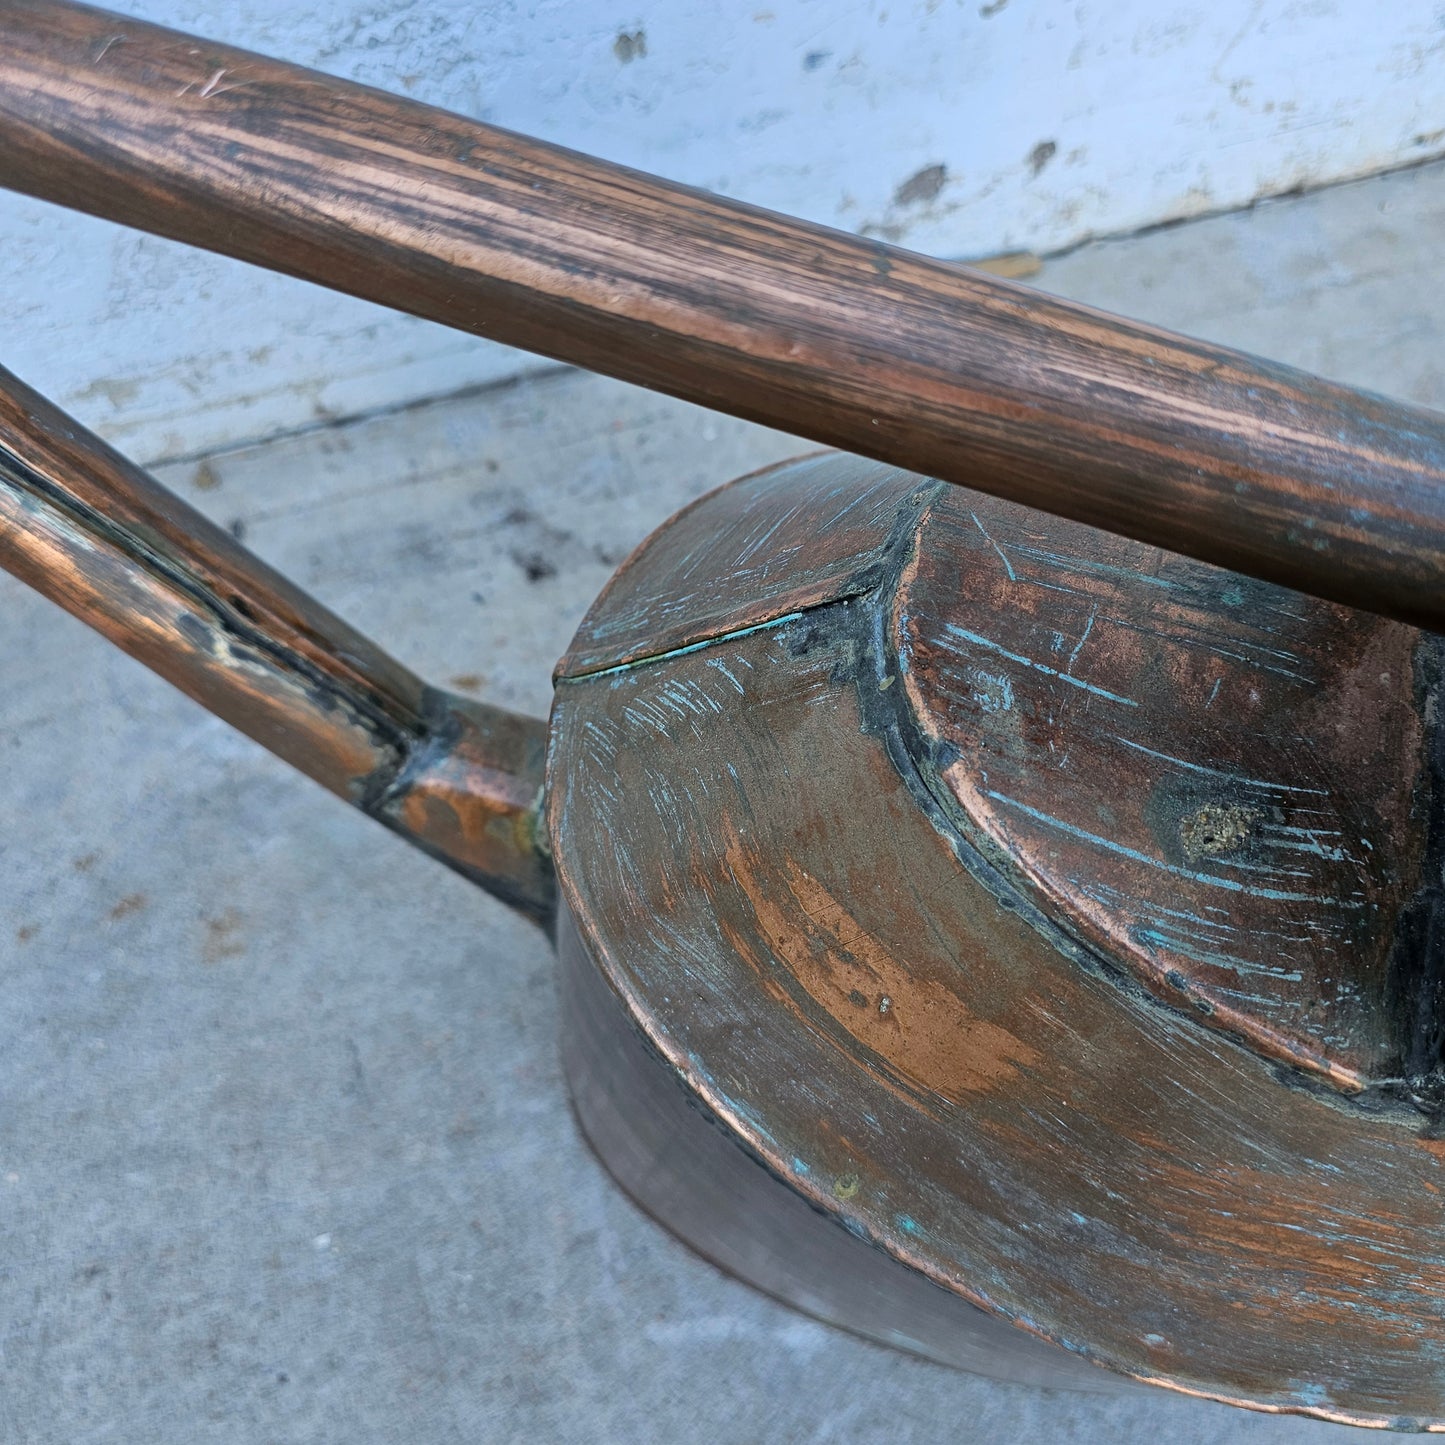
left=6, top=0, right=1445, bottom=462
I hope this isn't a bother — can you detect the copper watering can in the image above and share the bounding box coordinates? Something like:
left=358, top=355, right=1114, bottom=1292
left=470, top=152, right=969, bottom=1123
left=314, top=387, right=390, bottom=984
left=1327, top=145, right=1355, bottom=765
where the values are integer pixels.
left=5, top=1, right=1445, bottom=1428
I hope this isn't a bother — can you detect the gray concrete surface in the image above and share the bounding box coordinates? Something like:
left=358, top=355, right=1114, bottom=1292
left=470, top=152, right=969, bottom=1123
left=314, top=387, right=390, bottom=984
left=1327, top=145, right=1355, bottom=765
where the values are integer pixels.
left=4, top=160, right=1445, bottom=1442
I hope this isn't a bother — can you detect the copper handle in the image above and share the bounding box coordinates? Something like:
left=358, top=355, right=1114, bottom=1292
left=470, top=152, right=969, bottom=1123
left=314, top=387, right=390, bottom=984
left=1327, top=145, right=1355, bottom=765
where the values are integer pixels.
left=2, top=0, right=1443, bottom=628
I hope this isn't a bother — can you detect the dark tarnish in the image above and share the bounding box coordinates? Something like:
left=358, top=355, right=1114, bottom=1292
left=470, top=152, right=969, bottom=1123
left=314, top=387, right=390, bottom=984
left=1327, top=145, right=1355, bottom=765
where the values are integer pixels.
left=1386, top=634, right=1445, bottom=1118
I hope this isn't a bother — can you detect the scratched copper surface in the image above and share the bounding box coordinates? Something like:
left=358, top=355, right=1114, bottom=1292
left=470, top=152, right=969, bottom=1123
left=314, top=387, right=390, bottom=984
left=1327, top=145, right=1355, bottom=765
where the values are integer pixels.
left=550, top=453, right=1445, bottom=1428
left=898, top=489, right=1432, bottom=1088
left=557, top=453, right=926, bottom=679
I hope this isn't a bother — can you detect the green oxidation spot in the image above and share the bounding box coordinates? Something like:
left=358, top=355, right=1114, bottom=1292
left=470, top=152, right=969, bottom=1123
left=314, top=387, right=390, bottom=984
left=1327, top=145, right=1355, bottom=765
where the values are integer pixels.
left=834, top=1171, right=861, bottom=1200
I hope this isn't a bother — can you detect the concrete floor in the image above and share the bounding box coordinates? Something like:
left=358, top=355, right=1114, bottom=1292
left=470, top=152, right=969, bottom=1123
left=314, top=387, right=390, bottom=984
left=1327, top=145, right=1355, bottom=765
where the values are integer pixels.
left=5, top=160, right=1445, bottom=1442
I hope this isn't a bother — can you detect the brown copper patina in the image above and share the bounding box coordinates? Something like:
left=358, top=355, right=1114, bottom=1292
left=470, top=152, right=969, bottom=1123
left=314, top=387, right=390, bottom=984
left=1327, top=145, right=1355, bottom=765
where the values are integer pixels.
left=3, top=1, right=1445, bottom=1428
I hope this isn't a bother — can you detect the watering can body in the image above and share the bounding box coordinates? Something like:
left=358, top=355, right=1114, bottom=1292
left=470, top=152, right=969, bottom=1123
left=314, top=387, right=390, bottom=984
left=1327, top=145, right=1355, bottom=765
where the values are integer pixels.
left=550, top=450, right=1444, bottom=1425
